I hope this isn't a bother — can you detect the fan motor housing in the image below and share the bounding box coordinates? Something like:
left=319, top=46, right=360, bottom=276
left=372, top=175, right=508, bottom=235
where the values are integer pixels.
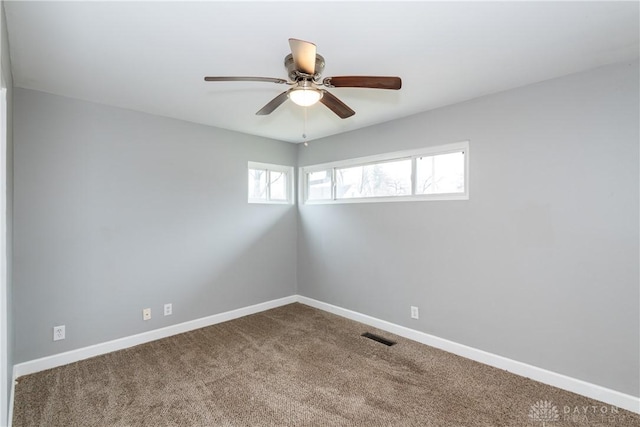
left=284, top=53, right=325, bottom=81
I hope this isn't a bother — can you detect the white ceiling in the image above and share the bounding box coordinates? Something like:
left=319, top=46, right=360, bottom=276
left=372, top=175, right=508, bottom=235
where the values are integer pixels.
left=5, top=1, right=639, bottom=143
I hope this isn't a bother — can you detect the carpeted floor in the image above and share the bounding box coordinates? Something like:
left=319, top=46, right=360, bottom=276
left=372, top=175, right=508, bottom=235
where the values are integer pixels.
left=12, top=303, right=640, bottom=426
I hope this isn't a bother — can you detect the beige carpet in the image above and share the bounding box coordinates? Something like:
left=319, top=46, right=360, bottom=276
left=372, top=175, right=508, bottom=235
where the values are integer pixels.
left=12, top=303, right=640, bottom=426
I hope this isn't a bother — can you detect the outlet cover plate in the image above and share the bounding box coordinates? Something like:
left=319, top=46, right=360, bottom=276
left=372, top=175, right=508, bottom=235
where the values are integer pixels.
left=410, top=306, right=419, bottom=319
left=164, top=303, right=172, bottom=316
left=53, top=325, right=65, bottom=341
left=143, top=308, right=151, bottom=321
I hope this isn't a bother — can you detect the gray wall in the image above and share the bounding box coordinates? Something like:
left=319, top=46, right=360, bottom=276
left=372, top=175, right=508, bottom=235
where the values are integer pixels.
left=1, top=1, right=12, bottom=425
left=13, top=88, right=297, bottom=363
left=297, top=61, right=639, bottom=397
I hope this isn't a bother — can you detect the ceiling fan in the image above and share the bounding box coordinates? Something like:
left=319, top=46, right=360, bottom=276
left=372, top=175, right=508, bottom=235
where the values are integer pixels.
left=204, top=38, right=402, bottom=119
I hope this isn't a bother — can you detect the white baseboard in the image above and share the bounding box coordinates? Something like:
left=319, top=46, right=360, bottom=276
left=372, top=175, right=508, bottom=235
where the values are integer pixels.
left=11, top=294, right=640, bottom=416
left=296, top=296, right=640, bottom=414
left=13, top=295, right=297, bottom=379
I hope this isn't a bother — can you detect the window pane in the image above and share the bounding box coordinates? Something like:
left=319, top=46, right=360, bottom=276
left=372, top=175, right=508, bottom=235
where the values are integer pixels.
left=336, top=159, right=411, bottom=199
left=269, top=171, right=287, bottom=200
left=416, top=151, right=465, bottom=194
left=307, top=170, right=332, bottom=200
left=248, top=169, right=267, bottom=200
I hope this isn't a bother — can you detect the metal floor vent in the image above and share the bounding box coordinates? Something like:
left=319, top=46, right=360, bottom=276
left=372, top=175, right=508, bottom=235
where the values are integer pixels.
left=361, top=332, right=396, bottom=347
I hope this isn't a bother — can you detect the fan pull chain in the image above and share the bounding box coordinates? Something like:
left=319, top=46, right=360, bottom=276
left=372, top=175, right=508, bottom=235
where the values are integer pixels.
left=302, top=107, right=309, bottom=147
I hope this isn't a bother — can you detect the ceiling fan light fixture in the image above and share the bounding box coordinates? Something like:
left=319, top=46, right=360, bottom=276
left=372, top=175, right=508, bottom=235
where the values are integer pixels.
left=288, top=87, right=322, bottom=107
left=205, top=38, right=401, bottom=118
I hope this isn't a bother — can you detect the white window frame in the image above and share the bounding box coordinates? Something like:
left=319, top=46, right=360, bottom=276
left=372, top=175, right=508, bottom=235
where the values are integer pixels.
left=248, top=161, right=294, bottom=204
left=300, top=141, right=469, bottom=204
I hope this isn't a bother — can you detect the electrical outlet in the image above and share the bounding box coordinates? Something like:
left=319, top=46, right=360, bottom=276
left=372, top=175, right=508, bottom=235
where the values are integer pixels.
left=164, top=303, right=172, bottom=316
left=53, top=325, right=65, bottom=341
left=410, top=306, right=419, bottom=320
left=143, top=308, right=151, bottom=321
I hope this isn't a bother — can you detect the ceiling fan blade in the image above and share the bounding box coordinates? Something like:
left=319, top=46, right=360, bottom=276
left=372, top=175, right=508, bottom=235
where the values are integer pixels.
left=204, top=76, right=288, bottom=84
left=319, top=90, right=355, bottom=119
left=288, top=38, right=317, bottom=75
left=256, top=90, right=290, bottom=115
left=323, top=76, right=402, bottom=90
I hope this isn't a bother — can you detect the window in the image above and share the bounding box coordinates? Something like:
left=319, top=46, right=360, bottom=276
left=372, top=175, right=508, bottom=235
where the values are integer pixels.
left=301, top=141, right=468, bottom=204
left=336, top=158, right=412, bottom=199
left=248, top=162, right=294, bottom=204
left=307, top=169, right=332, bottom=201
left=415, top=151, right=465, bottom=195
